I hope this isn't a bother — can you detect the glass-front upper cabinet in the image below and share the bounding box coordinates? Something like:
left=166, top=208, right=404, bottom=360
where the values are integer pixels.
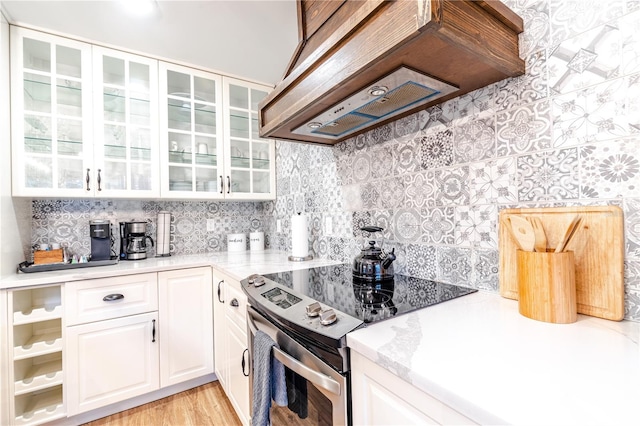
left=10, top=26, right=93, bottom=197
left=92, top=47, right=159, bottom=197
left=159, top=62, right=223, bottom=199
left=222, top=77, right=275, bottom=200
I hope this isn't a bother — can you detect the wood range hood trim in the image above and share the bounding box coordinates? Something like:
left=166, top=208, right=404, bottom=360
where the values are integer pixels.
left=259, top=0, right=525, bottom=145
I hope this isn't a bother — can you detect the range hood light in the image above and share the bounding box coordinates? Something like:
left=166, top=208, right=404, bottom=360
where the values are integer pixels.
left=308, top=122, right=322, bottom=129
left=368, top=86, right=388, bottom=96
left=326, top=122, right=339, bottom=127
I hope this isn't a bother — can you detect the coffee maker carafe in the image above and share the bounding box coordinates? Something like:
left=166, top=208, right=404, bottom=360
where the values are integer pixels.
left=120, top=221, right=154, bottom=260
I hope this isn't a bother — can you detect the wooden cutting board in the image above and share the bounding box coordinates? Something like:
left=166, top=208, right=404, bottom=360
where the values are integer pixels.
left=499, top=206, right=624, bottom=321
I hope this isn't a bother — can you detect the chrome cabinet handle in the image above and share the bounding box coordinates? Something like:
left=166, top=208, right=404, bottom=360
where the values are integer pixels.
left=103, top=293, right=124, bottom=302
left=226, top=176, right=231, bottom=194
left=217, top=280, right=224, bottom=303
left=219, top=175, right=224, bottom=194
left=241, top=348, right=249, bottom=377
left=97, top=169, right=102, bottom=191
left=152, top=319, right=156, bottom=342
left=230, top=298, right=239, bottom=307
left=86, top=168, right=91, bottom=191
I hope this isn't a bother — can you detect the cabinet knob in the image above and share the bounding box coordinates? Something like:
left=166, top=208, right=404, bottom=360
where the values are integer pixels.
left=230, top=298, right=239, bottom=307
left=103, top=293, right=124, bottom=302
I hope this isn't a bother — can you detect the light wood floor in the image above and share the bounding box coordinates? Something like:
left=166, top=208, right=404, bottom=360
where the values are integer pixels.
left=83, top=381, right=241, bottom=426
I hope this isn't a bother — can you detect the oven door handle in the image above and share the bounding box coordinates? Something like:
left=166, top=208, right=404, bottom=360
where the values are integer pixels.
left=272, top=343, right=341, bottom=396
left=247, top=309, right=341, bottom=396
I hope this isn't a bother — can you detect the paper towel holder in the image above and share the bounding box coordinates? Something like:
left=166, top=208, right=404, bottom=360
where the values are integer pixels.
left=156, top=211, right=172, bottom=257
left=289, top=212, right=313, bottom=262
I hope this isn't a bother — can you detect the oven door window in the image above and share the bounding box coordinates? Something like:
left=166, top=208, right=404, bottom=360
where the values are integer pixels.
left=271, top=367, right=332, bottom=426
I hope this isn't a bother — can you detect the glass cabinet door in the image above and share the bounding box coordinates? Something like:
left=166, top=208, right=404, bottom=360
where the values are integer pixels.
left=159, top=63, right=223, bottom=198
left=223, top=77, right=275, bottom=200
left=10, top=27, right=93, bottom=197
left=93, top=47, right=159, bottom=197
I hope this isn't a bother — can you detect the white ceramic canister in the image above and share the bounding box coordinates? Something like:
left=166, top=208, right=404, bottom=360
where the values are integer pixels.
left=227, top=233, right=247, bottom=252
left=250, top=232, right=264, bottom=251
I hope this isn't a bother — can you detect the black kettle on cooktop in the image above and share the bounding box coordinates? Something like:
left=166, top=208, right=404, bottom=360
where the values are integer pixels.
left=353, top=226, right=396, bottom=282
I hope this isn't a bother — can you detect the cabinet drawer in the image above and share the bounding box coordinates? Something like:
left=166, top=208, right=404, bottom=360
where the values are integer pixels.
left=66, top=273, right=158, bottom=325
left=224, top=283, right=247, bottom=330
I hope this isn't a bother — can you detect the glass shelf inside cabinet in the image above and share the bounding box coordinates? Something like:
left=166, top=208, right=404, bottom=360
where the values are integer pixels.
left=195, top=153, right=217, bottom=166
left=24, top=138, right=52, bottom=154
left=252, top=158, right=270, bottom=170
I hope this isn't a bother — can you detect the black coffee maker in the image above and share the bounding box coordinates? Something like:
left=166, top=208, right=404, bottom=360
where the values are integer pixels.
left=119, top=221, right=154, bottom=260
left=90, top=219, right=112, bottom=261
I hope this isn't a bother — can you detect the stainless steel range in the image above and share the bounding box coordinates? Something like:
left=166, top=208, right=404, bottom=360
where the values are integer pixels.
left=241, top=263, right=477, bottom=426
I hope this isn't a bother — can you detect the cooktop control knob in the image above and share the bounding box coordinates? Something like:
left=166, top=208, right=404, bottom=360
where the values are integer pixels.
left=319, top=309, right=338, bottom=326
left=306, top=302, right=322, bottom=317
left=248, top=275, right=266, bottom=287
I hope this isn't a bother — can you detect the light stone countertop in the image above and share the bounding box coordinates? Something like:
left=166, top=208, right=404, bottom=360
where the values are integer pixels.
left=346, top=291, right=640, bottom=426
left=0, top=250, right=340, bottom=289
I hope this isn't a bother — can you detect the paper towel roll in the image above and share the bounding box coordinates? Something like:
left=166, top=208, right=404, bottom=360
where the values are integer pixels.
left=291, top=213, right=308, bottom=258
left=156, top=211, right=171, bottom=257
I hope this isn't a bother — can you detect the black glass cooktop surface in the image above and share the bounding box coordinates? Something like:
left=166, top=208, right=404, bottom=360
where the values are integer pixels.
left=262, top=264, right=477, bottom=324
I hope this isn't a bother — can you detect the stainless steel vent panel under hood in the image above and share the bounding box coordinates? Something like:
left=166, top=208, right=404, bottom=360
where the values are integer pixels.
left=293, top=67, right=457, bottom=140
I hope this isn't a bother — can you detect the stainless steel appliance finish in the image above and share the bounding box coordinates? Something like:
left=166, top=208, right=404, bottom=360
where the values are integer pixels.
left=119, top=221, right=154, bottom=260
left=242, top=265, right=477, bottom=425
left=248, top=306, right=348, bottom=425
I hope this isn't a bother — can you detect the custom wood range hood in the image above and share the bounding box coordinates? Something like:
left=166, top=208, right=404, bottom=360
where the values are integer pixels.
left=258, top=0, right=525, bottom=145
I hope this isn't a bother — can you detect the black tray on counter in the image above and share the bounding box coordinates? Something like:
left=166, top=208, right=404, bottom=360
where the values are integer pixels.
left=18, top=257, right=119, bottom=273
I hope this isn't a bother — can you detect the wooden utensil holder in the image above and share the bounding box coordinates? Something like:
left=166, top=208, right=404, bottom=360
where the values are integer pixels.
left=517, top=249, right=577, bottom=324
left=33, top=249, right=64, bottom=265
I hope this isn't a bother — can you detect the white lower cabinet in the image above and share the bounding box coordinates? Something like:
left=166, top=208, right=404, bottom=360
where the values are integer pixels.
left=66, top=312, right=160, bottom=415
left=351, top=351, right=477, bottom=425
left=158, top=267, right=214, bottom=386
left=212, top=269, right=250, bottom=425
left=64, top=267, right=213, bottom=416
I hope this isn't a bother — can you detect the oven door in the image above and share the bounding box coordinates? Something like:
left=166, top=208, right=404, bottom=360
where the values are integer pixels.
left=247, top=305, right=349, bottom=426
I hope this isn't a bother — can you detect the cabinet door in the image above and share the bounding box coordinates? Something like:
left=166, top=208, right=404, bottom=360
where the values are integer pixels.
left=222, top=77, right=275, bottom=200
left=66, top=312, right=160, bottom=415
left=226, top=320, right=250, bottom=426
left=159, top=62, right=224, bottom=199
left=10, top=26, right=93, bottom=197
left=212, top=271, right=228, bottom=389
left=92, top=47, right=159, bottom=198
left=158, top=267, right=214, bottom=387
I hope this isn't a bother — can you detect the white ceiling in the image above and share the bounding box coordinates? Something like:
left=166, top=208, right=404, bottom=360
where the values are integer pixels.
left=1, top=0, right=299, bottom=86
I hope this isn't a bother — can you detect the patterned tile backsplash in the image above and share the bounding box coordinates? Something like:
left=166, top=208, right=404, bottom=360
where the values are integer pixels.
left=29, top=1, right=640, bottom=321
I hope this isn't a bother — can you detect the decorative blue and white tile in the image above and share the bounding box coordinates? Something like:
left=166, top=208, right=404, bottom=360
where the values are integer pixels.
left=402, top=170, right=436, bottom=209
left=354, top=134, right=369, bottom=151
left=517, top=148, right=579, bottom=201
left=328, top=237, right=348, bottom=261
left=352, top=211, right=374, bottom=237
left=625, top=197, right=640, bottom=260
left=418, top=102, right=455, bottom=132
left=497, top=100, right=552, bottom=155
left=495, top=50, right=548, bottom=111
left=371, top=209, right=395, bottom=242
left=405, top=244, right=437, bottom=280
left=580, top=139, right=640, bottom=199
left=421, top=207, right=455, bottom=245
left=549, top=0, right=625, bottom=46
left=453, top=116, right=496, bottom=163
left=352, top=151, right=371, bottom=183
left=437, top=247, right=472, bottom=285
left=470, top=157, right=518, bottom=204
left=393, top=137, right=422, bottom=175
left=419, top=129, right=453, bottom=169
left=548, top=22, right=622, bottom=96
left=299, top=167, right=311, bottom=192
left=454, top=206, right=474, bottom=248
left=290, top=173, right=301, bottom=194
left=392, top=208, right=423, bottom=244
left=331, top=211, right=353, bottom=238
left=367, top=123, right=394, bottom=146
left=335, top=153, right=354, bottom=186
left=471, top=249, right=499, bottom=291
left=434, top=167, right=470, bottom=206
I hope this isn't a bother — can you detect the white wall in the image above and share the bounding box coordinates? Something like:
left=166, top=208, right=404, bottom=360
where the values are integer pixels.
left=0, top=7, right=31, bottom=277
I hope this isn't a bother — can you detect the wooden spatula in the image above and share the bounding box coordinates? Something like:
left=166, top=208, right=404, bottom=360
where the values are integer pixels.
left=555, top=215, right=583, bottom=253
left=529, top=217, right=547, bottom=252
left=508, top=215, right=536, bottom=252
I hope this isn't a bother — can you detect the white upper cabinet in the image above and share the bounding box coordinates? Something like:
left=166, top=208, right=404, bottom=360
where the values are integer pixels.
left=92, top=47, right=160, bottom=198
left=159, top=62, right=224, bottom=199
left=222, top=77, right=275, bottom=200
left=11, top=26, right=93, bottom=197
